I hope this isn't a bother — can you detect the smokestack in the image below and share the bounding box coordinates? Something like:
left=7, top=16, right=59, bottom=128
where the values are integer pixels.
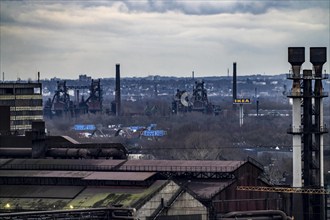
left=310, top=47, right=327, bottom=220
left=233, top=62, right=237, bottom=100
left=287, top=47, right=305, bottom=220
left=37, top=72, right=40, bottom=83
left=115, top=64, right=121, bottom=116
left=192, top=71, right=194, bottom=80
left=310, top=47, right=327, bottom=188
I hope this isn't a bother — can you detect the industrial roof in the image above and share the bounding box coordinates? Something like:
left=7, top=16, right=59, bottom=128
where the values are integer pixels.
left=2, top=159, right=125, bottom=166
left=0, top=170, right=156, bottom=181
left=0, top=180, right=169, bottom=211
left=1, top=159, right=247, bottom=173
left=0, top=170, right=91, bottom=178
left=119, top=160, right=245, bottom=172
left=83, top=172, right=156, bottom=181
left=67, top=180, right=168, bottom=209
left=0, top=185, right=84, bottom=199
left=0, top=159, right=126, bottom=170
left=185, top=180, right=235, bottom=199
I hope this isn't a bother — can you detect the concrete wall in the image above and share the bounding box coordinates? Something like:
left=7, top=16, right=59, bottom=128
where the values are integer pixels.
left=137, top=181, right=207, bottom=220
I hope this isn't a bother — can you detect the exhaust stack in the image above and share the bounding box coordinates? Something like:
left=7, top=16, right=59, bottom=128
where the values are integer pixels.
left=233, top=62, right=237, bottom=101
left=115, top=64, right=121, bottom=116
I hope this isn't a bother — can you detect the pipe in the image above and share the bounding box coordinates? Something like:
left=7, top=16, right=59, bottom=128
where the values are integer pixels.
left=0, top=148, right=31, bottom=157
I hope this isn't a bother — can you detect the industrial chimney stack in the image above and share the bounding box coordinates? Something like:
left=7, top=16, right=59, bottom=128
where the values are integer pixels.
left=115, top=64, right=121, bottom=116
left=287, top=47, right=304, bottom=189
left=233, top=62, right=237, bottom=101
left=287, top=47, right=328, bottom=220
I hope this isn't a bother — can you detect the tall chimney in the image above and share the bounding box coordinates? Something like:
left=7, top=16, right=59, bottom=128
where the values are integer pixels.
left=37, top=72, right=40, bottom=83
left=309, top=47, right=327, bottom=220
left=115, top=64, right=121, bottom=116
left=233, top=62, right=237, bottom=100
left=287, top=47, right=305, bottom=220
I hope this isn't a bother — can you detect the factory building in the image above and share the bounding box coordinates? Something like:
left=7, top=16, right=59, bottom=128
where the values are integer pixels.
left=0, top=158, right=287, bottom=219
left=0, top=82, right=43, bottom=134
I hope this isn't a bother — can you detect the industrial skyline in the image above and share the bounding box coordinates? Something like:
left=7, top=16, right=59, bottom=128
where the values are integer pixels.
left=0, top=0, right=329, bottom=80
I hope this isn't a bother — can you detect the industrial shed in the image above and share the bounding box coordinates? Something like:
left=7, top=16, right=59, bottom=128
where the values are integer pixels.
left=0, top=158, right=287, bottom=219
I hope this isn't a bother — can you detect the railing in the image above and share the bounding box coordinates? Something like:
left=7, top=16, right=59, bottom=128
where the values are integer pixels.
left=286, top=73, right=329, bottom=80
left=1, top=160, right=246, bottom=174
left=119, top=163, right=244, bottom=173
left=286, top=91, right=328, bottom=98
left=287, top=125, right=328, bottom=134
left=287, top=126, right=303, bottom=134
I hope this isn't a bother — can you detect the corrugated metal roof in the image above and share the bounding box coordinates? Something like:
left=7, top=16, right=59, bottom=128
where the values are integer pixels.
left=83, top=172, right=156, bottom=181
left=2, top=159, right=247, bottom=173
left=120, top=160, right=245, bottom=172
left=0, top=170, right=91, bottom=178
left=0, top=170, right=156, bottom=181
left=0, top=185, right=84, bottom=199
left=68, top=180, right=168, bottom=209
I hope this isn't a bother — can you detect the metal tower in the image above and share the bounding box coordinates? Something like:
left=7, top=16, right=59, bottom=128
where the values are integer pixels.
left=287, top=47, right=328, bottom=220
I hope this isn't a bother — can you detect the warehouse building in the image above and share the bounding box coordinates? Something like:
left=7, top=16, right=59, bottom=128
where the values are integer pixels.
left=0, top=158, right=286, bottom=219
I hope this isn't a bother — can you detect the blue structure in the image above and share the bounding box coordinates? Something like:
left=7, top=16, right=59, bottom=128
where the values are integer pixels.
left=142, top=130, right=166, bottom=137
left=73, top=124, right=96, bottom=131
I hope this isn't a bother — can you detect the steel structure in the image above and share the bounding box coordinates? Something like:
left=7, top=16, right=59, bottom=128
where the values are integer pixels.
left=172, top=80, right=220, bottom=115
left=287, top=47, right=328, bottom=220
left=45, top=79, right=102, bottom=117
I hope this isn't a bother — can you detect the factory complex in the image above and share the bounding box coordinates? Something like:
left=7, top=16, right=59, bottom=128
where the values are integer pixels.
left=0, top=47, right=329, bottom=220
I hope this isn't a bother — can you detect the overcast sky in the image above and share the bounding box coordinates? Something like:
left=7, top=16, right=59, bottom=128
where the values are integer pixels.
left=0, top=0, right=329, bottom=80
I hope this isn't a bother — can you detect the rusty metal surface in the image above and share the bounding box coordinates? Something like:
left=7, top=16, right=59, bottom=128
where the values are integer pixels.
left=120, top=160, right=245, bottom=172
left=83, top=171, right=157, bottom=181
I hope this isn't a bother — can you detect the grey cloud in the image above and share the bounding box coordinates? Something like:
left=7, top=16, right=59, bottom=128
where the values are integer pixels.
left=111, top=0, right=325, bottom=15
